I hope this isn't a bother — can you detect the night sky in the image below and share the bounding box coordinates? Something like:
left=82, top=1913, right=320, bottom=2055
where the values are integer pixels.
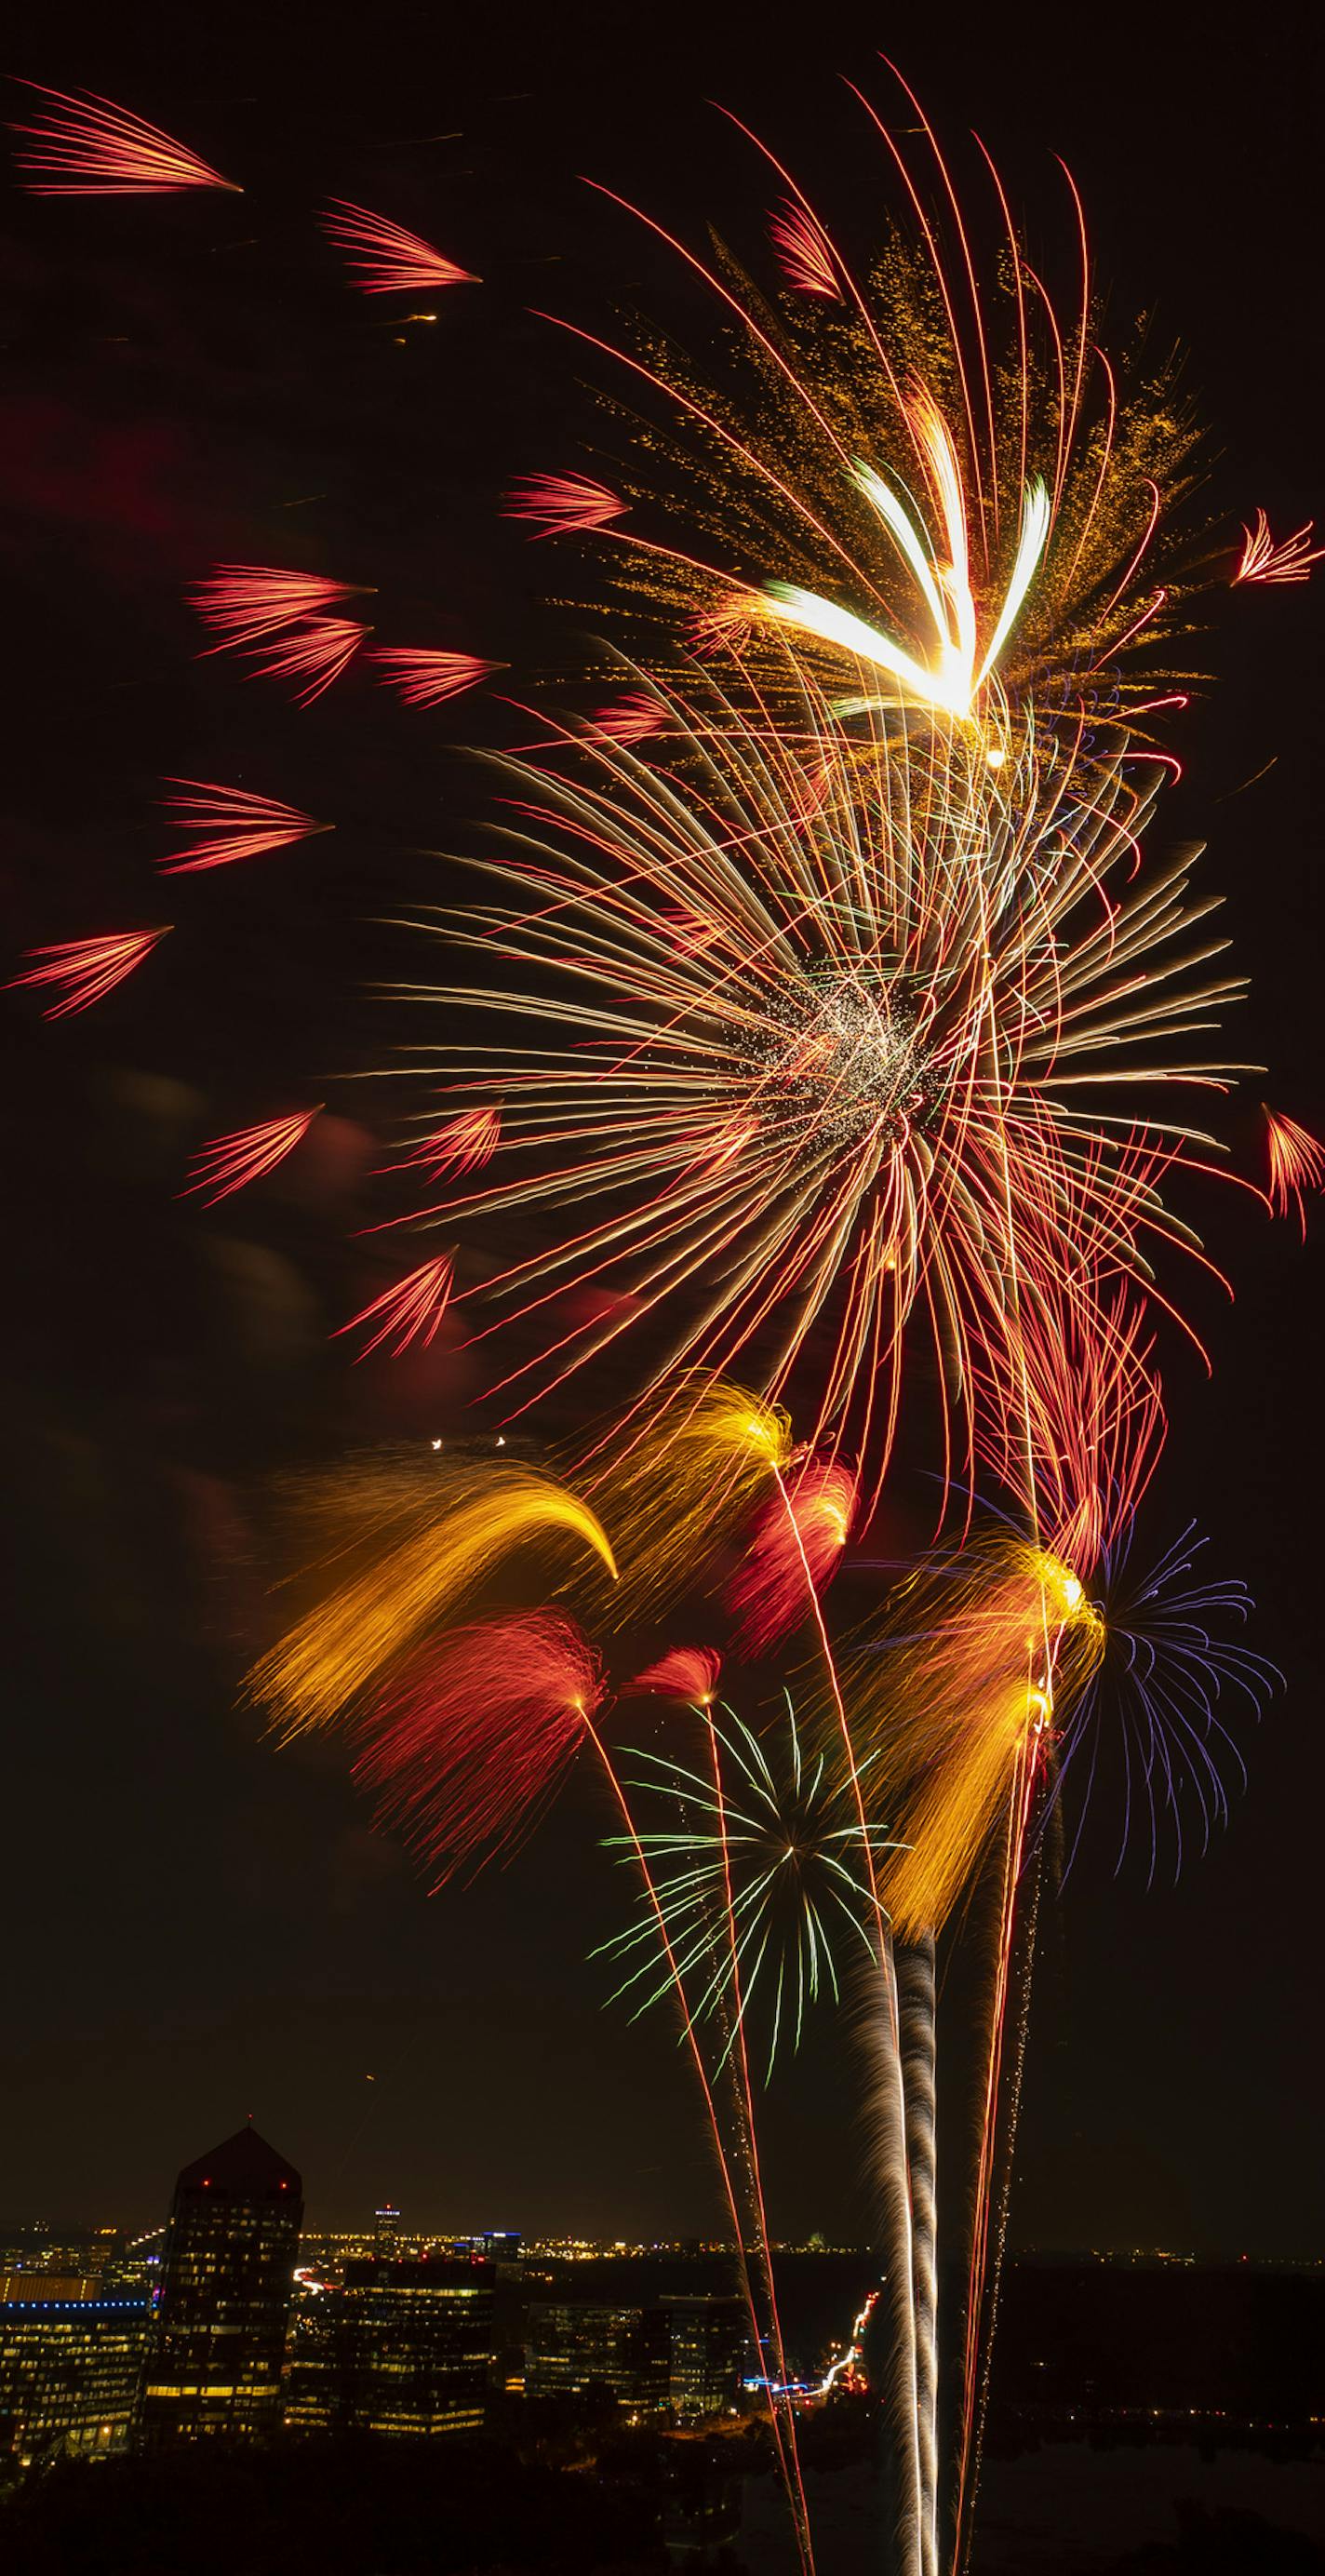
left=2, top=1, right=1320, bottom=2254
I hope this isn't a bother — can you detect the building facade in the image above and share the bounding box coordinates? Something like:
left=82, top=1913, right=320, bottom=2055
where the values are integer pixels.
left=285, top=2255, right=494, bottom=2438
left=137, top=2124, right=302, bottom=2449
left=0, top=2295, right=149, bottom=2470
left=525, top=2299, right=671, bottom=2410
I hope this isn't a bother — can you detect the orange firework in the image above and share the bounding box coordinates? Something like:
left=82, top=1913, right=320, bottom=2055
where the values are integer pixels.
left=369, top=648, right=500, bottom=706
left=248, top=618, right=370, bottom=704
left=158, top=781, right=331, bottom=873
left=181, top=1107, right=322, bottom=1206
left=335, top=1256, right=455, bottom=1360
left=1265, top=1105, right=1325, bottom=1236
left=506, top=474, right=626, bottom=537
left=628, top=1646, right=723, bottom=1703
left=321, top=199, right=477, bottom=294
left=189, top=565, right=364, bottom=651
left=355, top=1611, right=606, bottom=1887
left=11, top=82, right=237, bottom=194
left=9, top=927, right=168, bottom=1020
left=1233, top=511, right=1323, bottom=585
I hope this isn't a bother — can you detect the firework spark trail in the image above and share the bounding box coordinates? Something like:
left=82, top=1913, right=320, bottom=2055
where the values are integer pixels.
left=1233, top=511, right=1323, bottom=585
left=334, top=1255, right=455, bottom=1359
left=246, top=1456, right=617, bottom=1739
left=954, top=1725, right=1038, bottom=2571
left=590, top=692, right=666, bottom=743
left=11, top=83, right=237, bottom=193
left=703, top=1704, right=819, bottom=2573
left=190, top=566, right=365, bottom=651
left=582, top=1707, right=818, bottom=2576
left=506, top=474, right=626, bottom=537
left=322, top=199, right=477, bottom=293
left=369, top=649, right=501, bottom=705
left=181, top=1107, right=321, bottom=1204
left=248, top=618, right=370, bottom=704
left=1264, top=1106, right=1325, bottom=1237
left=159, top=781, right=331, bottom=872
left=389, top=1106, right=502, bottom=1179
left=9, top=927, right=169, bottom=1018
left=959, top=1826, right=1045, bottom=2574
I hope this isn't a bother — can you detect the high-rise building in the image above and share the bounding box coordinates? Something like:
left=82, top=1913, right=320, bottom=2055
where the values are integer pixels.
left=137, top=2124, right=302, bottom=2449
left=285, top=2255, right=494, bottom=2439
left=0, top=2294, right=150, bottom=2470
left=525, top=2299, right=671, bottom=2411
left=659, top=2294, right=749, bottom=2421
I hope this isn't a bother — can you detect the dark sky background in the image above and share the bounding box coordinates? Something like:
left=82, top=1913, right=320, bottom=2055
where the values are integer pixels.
left=1, top=1, right=1320, bottom=2254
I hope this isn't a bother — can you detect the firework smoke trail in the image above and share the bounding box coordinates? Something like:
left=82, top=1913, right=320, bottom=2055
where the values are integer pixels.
left=900, top=1936, right=939, bottom=2576
left=769, top=1461, right=924, bottom=2576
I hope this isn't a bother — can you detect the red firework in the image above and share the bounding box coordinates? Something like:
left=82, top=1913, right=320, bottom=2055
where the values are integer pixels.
left=321, top=198, right=478, bottom=294
left=505, top=474, right=625, bottom=538
left=1265, top=1106, right=1325, bottom=1238
left=369, top=648, right=499, bottom=707
left=248, top=619, right=369, bottom=704
left=768, top=199, right=839, bottom=298
left=1233, top=511, right=1323, bottom=586
left=725, top=1459, right=857, bottom=1655
left=629, top=1646, right=723, bottom=1704
left=181, top=1107, right=322, bottom=1206
left=159, top=781, right=330, bottom=873
left=335, top=1256, right=454, bottom=1361
left=11, top=83, right=237, bottom=195
left=190, top=565, right=364, bottom=652
left=395, top=1107, right=502, bottom=1180
left=355, top=1610, right=607, bottom=1885
left=9, top=927, right=168, bottom=1020
left=591, top=693, right=665, bottom=745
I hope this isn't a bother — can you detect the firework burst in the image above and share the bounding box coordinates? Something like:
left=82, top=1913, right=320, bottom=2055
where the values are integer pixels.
left=600, top=1693, right=893, bottom=2080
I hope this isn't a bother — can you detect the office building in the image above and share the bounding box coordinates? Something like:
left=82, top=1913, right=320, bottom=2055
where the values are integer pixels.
left=137, top=2123, right=302, bottom=2449
left=660, top=2294, right=749, bottom=2420
left=0, top=2294, right=149, bottom=2470
left=285, top=2254, right=494, bottom=2438
left=525, top=2298, right=671, bottom=2411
